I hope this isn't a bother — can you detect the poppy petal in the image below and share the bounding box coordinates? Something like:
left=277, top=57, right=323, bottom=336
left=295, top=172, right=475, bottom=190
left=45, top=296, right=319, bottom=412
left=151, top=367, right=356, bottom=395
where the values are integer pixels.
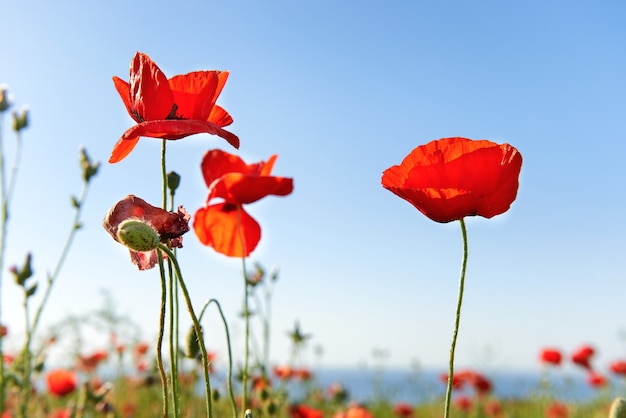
left=168, top=71, right=223, bottom=120
left=129, top=52, right=175, bottom=121
left=112, top=77, right=142, bottom=123
left=193, top=204, right=261, bottom=257
left=201, top=149, right=250, bottom=188
left=208, top=173, right=294, bottom=205
left=121, top=120, right=240, bottom=149
left=208, top=105, right=233, bottom=127
left=109, top=136, right=140, bottom=164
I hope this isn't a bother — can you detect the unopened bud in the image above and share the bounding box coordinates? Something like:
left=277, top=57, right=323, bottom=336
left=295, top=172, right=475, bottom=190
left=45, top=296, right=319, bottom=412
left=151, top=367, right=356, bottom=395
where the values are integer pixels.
left=11, top=253, right=33, bottom=286
left=0, top=86, right=11, bottom=113
left=610, top=398, right=626, bottom=418
left=167, top=171, right=181, bottom=193
left=184, top=325, right=202, bottom=359
left=12, top=106, right=28, bottom=132
left=117, top=220, right=159, bottom=252
left=79, top=147, right=100, bottom=183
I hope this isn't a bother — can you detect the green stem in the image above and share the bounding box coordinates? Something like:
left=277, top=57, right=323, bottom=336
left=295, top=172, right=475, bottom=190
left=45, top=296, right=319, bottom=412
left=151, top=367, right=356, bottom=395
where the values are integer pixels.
left=168, top=263, right=180, bottom=417
left=161, top=139, right=167, bottom=210
left=236, top=207, right=250, bottom=411
left=19, top=289, right=31, bottom=418
left=158, top=244, right=213, bottom=418
left=0, top=117, right=7, bottom=413
left=443, top=218, right=469, bottom=418
left=156, top=252, right=170, bottom=418
left=198, top=299, right=238, bottom=418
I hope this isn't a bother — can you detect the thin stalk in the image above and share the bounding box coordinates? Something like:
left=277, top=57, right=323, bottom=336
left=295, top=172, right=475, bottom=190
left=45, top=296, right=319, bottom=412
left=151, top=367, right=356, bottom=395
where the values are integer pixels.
left=158, top=244, right=213, bottom=418
left=18, top=290, right=31, bottom=418
left=198, top=299, right=238, bottom=418
left=236, top=207, right=250, bottom=411
left=0, top=117, right=7, bottom=413
left=443, top=218, right=469, bottom=418
left=156, top=252, right=170, bottom=418
left=168, top=188, right=180, bottom=411
left=168, top=266, right=180, bottom=417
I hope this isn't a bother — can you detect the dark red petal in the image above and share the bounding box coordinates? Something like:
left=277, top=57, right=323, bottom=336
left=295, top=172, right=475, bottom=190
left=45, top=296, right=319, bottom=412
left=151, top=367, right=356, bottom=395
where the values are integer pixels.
left=193, top=204, right=260, bottom=257
left=121, top=120, right=240, bottom=149
left=129, top=52, right=175, bottom=121
left=208, top=173, right=294, bottom=205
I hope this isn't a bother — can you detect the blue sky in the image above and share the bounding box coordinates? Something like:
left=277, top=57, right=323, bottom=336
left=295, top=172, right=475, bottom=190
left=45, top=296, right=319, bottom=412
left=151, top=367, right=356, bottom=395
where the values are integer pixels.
left=1, top=0, right=625, bottom=375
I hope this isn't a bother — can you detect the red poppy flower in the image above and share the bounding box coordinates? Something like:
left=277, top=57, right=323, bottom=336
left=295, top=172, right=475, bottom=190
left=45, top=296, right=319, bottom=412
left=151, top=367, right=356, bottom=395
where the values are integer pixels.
left=110, top=52, right=239, bottom=163
left=545, top=401, right=569, bottom=418
left=103, top=195, right=190, bottom=270
left=540, top=348, right=563, bottom=366
left=273, top=365, right=294, bottom=380
left=392, top=402, right=414, bottom=417
left=571, top=345, right=595, bottom=370
left=587, top=371, right=608, bottom=388
left=484, top=400, right=504, bottom=418
left=194, top=149, right=293, bottom=257
left=46, top=369, right=77, bottom=397
left=610, top=360, right=626, bottom=376
left=382, top=137, right=522, bottom=223
left=454, top=396, right=473, bottom=412
left=76, top=350, right=108, bottom=373
left=289, top=405, right=323, bottom=418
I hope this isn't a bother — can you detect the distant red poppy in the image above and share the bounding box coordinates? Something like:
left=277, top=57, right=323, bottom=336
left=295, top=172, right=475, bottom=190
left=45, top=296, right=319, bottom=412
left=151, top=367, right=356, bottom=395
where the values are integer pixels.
left=343, top=405, right=374, bottom=418
left=103, top=195, right=190, bottom=270
left=484, top=400, right=504, bottom=418
left=540, top=348, right=563, bottom=366
left=382, top=137, right=522, bottom=223
left=194, top=150, right=293, bottom=257
left=610, top=360, right=626, bottom=376
left=454, top=395, right=473, bottom=412
left=0, top=325, right=6, bottom=337
left=587, top=371, right=608, bottom=388
left=76, top=350, right=108, bottom=373
left=110, top=52, right=239, bottom=163
left=273, top=365, right=294, bottom=380
left=46, top=369, right=77, bottom=397
left=289, top=405, right=323, bottom=418
left=545, top=401, right=569, bottom=418
left=571, top=345, right=595, bottom=370
left=293, top=367, right=313, bottom=381
left=392, top=402, right=414, bottom=417
left=47, top=410, right=71, bottom=418
left=439, top=372, right=467, bottom=390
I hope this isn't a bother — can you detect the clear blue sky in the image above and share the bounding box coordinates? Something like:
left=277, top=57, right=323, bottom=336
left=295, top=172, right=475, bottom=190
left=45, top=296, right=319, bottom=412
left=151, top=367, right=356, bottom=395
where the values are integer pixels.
left=1, top=1, right=625, bottom=374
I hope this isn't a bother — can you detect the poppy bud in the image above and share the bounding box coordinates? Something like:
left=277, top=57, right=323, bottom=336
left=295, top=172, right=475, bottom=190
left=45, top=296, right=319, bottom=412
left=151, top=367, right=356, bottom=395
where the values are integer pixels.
left=116, top=220, right=160, bottom=252
left=184, top=325, right=202, bottom=359
left=611, top=398, right=626, bottom=418
left=12, top=106, right=28, bottom=132
left=0, top=86, right=11, bottom=113
left=167, top=171, right=181, bottom=193
left=79, top=147, right=100, bottom=183
left=11, top=252, right=33, bottom=286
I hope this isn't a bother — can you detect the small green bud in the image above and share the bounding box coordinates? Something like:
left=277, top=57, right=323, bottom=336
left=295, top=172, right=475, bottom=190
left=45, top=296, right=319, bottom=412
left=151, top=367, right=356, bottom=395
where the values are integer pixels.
left=264, top=401, right=277, bottom=415
left=0, top=86, right=11, bottom=113
left=610, top=398, right=626, bottom=418
left=70, top=195, right=80, bottom=209
left=167, top=171, right=181, bottom=193
left=11, top=253, right=33, bottom=286
left=211, top=388, right=220, bottom=402
left=184, top=325, right=202, bottom=359
left=26, top=283, right=38, bottom=298
left=79, top=147, right=100, bottom=183
left=117, top=220, right=160, bottom=252
left=12, top=106, right=28, bottom=132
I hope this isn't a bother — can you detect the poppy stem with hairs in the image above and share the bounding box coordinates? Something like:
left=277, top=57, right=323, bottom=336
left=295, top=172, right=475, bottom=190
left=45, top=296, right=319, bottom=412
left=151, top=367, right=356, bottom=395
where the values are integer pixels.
left=156, top=251, right=170, bottom=418
left=158, top=243, right=214, bottom=418
left=237, top=206, right=251, bottom=412
left=443, top=218, right=469, bottom=418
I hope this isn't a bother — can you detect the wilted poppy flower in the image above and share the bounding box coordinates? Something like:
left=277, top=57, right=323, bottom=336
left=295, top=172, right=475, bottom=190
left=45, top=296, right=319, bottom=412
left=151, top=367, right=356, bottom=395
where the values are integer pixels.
left=540, top=348, right=563, bottom=366
left=46, top=369, right=77, bottom=397
left=571, top=344, right=595, bottom=370
left=110, top=52, right=239, bottom=163
left=103, top=195, right=190, bottom=270
left=382, top=137, right=522, bottom=223
left=610, top=360, right=626, bottom=376
left=194, top=149, right=293, bottom=257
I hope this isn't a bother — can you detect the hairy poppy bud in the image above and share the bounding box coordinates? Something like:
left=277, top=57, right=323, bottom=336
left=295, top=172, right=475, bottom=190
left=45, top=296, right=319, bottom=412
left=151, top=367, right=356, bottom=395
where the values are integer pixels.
left=610, top=398, right=626, bottom=418
left=0, top=86, right=11, bottom=113
left=12, top=106, right=28, bottom=132
left=167, top=171, right=181, bottom=193
left=116, top=220, right=160, bottom=252
left=184, top=325, right=202, bottom=359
